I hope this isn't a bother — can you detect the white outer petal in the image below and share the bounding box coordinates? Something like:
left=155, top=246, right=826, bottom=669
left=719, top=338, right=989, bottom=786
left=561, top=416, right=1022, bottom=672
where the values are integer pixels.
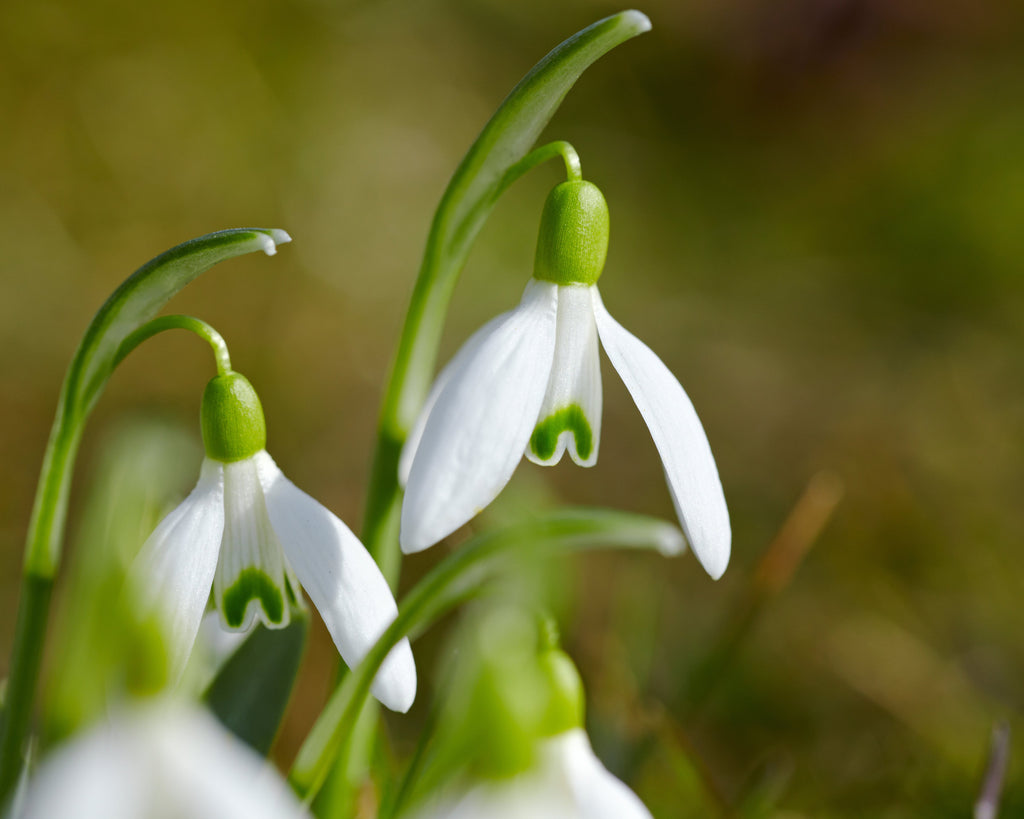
left=592, top=289, right=731, bottom=579
left=399, top=312, right=508, bottom=488
left=17, top=720, right=149, bottom=819
left=407, top=772, right=574, bottom=819
left=20, top=703, right=305, bottom=819
left=548, top=729, right=653, bottom=819
left=400, top=279, right=559, bottom=554
left=255, top=452, right=417, bottom=713
left=154, top=704, right=306, bottom=818
left=526, top=284, right=603, bottom=468
left=128, top=459, right=225, bottom=680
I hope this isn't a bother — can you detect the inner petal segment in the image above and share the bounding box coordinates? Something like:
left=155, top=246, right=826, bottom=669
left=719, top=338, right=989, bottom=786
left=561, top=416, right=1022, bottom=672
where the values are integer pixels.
left=527, top=284, right=602, bottom=467
left=214, top=456, right=297, bottom=630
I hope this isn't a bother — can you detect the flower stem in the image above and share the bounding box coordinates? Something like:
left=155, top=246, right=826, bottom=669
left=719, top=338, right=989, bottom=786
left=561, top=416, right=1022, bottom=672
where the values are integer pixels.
left=0, top=575, right=52, bottom=799
left=113, top=314, right=233, bottom=376
left=501, top=140, right=583, bottom=188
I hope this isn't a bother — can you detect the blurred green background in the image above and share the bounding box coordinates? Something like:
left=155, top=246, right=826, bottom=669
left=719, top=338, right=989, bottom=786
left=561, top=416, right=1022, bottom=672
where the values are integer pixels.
left=2, top=0, right=1023, bottom=815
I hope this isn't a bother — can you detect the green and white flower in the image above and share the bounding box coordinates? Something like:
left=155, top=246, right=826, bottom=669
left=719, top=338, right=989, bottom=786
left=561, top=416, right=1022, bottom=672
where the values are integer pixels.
left=399, top=180, right=730, bottom=579
left=131, top=372, right=416, bottom=713
left=410, top=620, right=653, bottom=819
left=17, top=701, right=305, bottom=819
left=408, top=728, right=653, bottom=819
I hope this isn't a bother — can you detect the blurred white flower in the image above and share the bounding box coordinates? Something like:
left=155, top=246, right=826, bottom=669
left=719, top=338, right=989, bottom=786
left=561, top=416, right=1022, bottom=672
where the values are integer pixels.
left=399, top=278, right=730, bottom=579
left=17, top=702, right=305, bottom=819
left=409, top=728, right=652, bottom=819
left=130, top=373, right=416, bottom=713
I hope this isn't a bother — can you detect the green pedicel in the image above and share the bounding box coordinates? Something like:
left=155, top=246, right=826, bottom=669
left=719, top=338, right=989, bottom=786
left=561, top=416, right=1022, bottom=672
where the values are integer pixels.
left=222, top=568, right=285, bottom=628
left=200, top=372, right=267, bottom=462
left=533, top=180, right=610, bottom=286
left=530, top=404, right=593, bottom=461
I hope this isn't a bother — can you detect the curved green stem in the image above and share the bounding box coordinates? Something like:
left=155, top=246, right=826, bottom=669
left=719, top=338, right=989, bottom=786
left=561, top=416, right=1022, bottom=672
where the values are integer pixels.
left=0, top=228, right=288, bottom=804
left=502, top=140, right=582, bottom=190
left=114, top=314, right=233, bottom=376
left=0, top=576, right=52, bottom=800
left=289, top=508, right=682, bottom=802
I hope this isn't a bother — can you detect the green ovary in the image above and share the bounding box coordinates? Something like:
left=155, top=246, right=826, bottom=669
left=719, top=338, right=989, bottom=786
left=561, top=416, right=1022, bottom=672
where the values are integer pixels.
left=530, top=404, right=593, bottom=461
left=222, top=568, right=284, bottom=628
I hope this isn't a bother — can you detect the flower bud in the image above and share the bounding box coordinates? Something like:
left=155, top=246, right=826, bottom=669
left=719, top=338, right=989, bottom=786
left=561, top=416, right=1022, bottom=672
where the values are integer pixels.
left=200, top=372, right=267, bottom=462
left=533, top=180, right=610, bottom=286
left=538, top=647, right=585, bottom=736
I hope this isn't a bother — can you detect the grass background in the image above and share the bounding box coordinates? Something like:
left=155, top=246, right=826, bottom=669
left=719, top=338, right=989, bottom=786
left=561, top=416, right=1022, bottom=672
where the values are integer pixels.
left=1, top=0, right=1023, bottom=815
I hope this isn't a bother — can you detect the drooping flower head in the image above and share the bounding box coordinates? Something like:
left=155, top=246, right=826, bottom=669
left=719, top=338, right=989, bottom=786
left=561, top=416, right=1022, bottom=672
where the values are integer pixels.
left=408, top=609, right=653, bottom=819
left=400, top=179, right=730, bottom=578
left=18, top=701, right=306, bottom=819
left=130, top=370, right=416, bottom=712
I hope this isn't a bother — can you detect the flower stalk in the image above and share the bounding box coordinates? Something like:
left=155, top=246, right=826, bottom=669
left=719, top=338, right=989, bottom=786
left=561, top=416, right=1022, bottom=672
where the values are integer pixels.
left=114, top=314, right=233, bottom=376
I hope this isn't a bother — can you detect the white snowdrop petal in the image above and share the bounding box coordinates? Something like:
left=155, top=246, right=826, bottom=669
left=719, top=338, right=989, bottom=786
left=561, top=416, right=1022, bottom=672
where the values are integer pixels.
left=255, top=452, right=417, bottom=713
left=155, top=705, right=306, bottom=818
left=20, top=703, right=305, bottom=819
left=527, top=283, right=603, bottom=468
left=19, top=721, right=150, bottom=819
left=592, top=289, right=731, bottom=579
left=399, top=312, right=508, bottom=488
left=214, top=456, right=292, bottom=632
left=551, top=729, right=653, bottom=819
left=400, top=279, right=559, bottom=554
left=129, top=458, right=225, bottom=680
left=409, top=774, right=574, bottom=819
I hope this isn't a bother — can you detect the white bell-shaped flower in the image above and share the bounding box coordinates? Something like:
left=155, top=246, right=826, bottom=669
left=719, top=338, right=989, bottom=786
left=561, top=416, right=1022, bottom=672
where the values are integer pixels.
left=408, top=728, right=653, bottom=819
left=17, top=701, right=305, bottom=819
left=400, top=180, right=730, bottom=579
left=130, top=372, right=416, bottom=713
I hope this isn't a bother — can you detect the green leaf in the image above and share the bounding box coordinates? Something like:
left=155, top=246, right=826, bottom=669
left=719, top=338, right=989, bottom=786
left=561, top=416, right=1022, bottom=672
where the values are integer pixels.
left=203, top=613, right=309, bottom=756
left=289, top=508, right=682, bottom=801
left=25, top=227, right=289, bottom=578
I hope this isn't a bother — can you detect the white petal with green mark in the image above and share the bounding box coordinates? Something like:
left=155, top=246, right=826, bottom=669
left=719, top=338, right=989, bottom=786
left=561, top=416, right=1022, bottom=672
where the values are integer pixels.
left=129, top=458, right=225, bottom=680
left=255, top=451, right=418, bottom=713
left=526, top=283, right=602, bottom=467
left=213, top=456, right=295, bottom=631
left=592, top=289, right=731, bottom=579
left=401, top=279, right=559, bottom=554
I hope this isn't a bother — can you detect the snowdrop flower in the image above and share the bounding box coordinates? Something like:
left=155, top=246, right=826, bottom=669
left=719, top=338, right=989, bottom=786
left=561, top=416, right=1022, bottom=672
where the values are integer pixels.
left=400, top=180, right=730, bottom=578
left=130, top=371, right=416, bottom=712
left=409, top=728, right=652, bottom=819
left=410, top=628, right=652, bottom=819
left=17, top=701, right=306, bottom=819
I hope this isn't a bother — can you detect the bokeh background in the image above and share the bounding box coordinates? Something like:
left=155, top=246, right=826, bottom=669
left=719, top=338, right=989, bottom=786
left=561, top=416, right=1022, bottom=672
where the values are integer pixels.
left=2, top=0, right=1023, bottom=816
